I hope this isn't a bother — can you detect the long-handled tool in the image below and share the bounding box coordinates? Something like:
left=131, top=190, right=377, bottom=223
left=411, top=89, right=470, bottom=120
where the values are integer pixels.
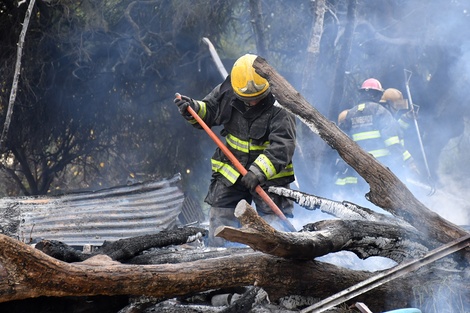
left=176, top=93, right=296, bottom=232
left=404, top=69, right=435, bottom=195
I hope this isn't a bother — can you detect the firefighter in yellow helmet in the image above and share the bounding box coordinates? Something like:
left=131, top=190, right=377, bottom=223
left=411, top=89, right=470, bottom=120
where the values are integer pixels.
left=380, top=88, right=414, bottom=131
left=174, top=54, right=296, bottom=246
left=334, top=79, right=418, bottom=199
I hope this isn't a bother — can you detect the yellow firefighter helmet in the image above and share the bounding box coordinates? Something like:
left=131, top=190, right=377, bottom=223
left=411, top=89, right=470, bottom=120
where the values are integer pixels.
left=231, top=54, right=270, bottom=101
left=380, top=88, right=409, bottom=111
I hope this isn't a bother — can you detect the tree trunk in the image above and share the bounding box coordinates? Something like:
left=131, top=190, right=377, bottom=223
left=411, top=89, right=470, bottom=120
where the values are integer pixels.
left=249, top=0, right=268, bottom=58
left=300, top=0, right=326, bottom=95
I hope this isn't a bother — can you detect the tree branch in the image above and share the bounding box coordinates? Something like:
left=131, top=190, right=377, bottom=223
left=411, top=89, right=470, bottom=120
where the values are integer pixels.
left=0, top=0, right=37, bottom=151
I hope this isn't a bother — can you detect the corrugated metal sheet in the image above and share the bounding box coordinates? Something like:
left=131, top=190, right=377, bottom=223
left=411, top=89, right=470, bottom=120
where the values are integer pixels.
left=2, top=174, right=184, bottom=246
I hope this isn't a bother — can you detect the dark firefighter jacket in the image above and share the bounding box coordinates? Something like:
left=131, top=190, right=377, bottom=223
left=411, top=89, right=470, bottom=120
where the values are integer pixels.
left=336, top=101, right=413, bottom=186
left=187, top=76, right=296, bottom=188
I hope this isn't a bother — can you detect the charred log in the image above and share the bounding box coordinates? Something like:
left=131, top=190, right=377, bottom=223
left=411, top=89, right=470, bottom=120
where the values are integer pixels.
left=35, top=227, right=207, bottom=262
left=219, top=286, right=266, bottom=313
left=99, top=226, right=207, bottom=261
left=127, top=246, right=245, bottom=265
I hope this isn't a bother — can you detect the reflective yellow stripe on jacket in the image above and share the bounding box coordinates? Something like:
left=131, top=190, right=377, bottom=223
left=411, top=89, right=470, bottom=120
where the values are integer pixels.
left=384, top=135, right=400, bottom=147
left=254, top=154, right=277, bottom=178
left=271, top=163, right=294, bottom=179
left=403, top=150, right=412, bottom=161
left=213, top=134, right=293, bottom=183
left=226, top=134, right=269, bottom=153
left=352, top=130, right=381, bottom=141
left=211, top=159, right=240, bottom=184
left=189, top=101, right=207, bottom=125
left=253, top=154, right=294, bottom=179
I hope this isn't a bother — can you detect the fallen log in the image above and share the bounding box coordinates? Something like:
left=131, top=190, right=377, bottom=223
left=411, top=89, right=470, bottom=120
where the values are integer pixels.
left=216, top=200, right=428, bottom=262
left=252, top=56, right=470, bottom=257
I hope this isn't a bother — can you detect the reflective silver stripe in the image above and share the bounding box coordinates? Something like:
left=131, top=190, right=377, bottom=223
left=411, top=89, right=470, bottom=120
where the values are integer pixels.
left=352, top=130, right=381, bottom=141
left=254, top=154, right=276, bottom=178
left=211, top=159, right=240, bottom=184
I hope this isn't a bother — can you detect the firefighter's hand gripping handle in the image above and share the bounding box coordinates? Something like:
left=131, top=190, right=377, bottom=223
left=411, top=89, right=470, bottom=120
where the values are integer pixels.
left=175, top=93, right=296, bottom=232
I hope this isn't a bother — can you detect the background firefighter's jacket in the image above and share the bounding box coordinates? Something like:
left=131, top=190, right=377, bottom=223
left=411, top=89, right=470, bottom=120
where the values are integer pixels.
left=335, top=101, right=414, bottom=186
left=186, top=76, right=296, bottom=187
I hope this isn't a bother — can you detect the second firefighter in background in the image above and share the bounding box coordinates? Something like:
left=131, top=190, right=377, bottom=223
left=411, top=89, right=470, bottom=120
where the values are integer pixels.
left=335, top=78, right=420, bottom=198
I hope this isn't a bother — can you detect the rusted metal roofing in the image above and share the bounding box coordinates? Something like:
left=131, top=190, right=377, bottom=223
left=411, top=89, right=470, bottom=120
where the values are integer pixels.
left=2, top=174, right=184, bottom=246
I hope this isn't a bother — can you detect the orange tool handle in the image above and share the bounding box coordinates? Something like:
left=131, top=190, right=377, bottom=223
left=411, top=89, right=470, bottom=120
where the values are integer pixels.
left=175, top=93, right=296, bottom=231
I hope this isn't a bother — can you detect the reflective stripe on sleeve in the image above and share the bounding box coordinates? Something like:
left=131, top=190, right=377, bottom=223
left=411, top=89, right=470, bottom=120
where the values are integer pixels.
left=403, top=150, right=412, bottom=161
left=189, top=101, right=207, bottom=125
left=270, top=163, right=294, bottom=180
left=398, top=118, right=410, bottom=130
left=211, top=159, right=240, bottom=184
left=254, top=154, right=277, bottom=179
left=384, top=135, right=400, bottom=147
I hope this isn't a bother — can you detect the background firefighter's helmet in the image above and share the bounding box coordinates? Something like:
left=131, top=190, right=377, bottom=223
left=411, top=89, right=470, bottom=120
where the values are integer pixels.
left=231, top=54, right=270, bottom=101
left=359, top=78, right=384, bottom=102
left=360, top=78, right=384, bottom=92
left=380, top=88, right=409, bottom=111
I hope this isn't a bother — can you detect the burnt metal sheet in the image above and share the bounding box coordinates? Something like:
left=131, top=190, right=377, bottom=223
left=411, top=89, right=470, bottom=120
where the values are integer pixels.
left=5, top=174, right=184, bottom=246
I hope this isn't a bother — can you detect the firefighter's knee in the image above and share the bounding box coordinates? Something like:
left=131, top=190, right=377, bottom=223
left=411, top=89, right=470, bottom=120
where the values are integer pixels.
left=208, top=207, right=240, bottom=247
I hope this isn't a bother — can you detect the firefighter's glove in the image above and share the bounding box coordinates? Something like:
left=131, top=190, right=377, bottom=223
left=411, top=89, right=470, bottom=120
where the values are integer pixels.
left=241, top=171, right=261, bottom=192
left=174, top=95, right=199, bottom=120
left=404, top=104, right=419, bottom=120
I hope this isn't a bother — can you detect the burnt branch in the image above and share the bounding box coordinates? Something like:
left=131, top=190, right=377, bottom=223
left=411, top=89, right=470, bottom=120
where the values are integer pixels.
left=35, top=227, right=208, bottom=262
left=216, top=200, right=428, bottom=262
